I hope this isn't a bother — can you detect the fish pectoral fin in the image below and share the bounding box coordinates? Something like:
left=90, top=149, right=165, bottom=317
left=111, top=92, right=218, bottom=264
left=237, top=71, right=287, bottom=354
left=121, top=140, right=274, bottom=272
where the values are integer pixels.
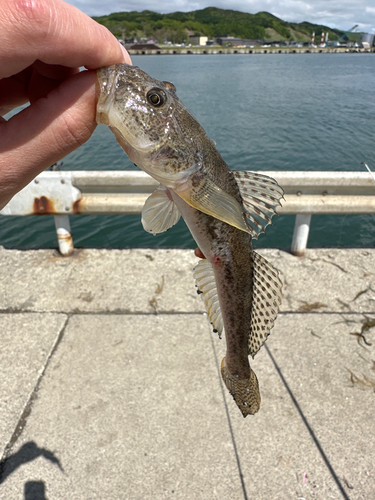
left=234, top=171, right=284, bottom=239
left=248, top=251, right=283, bottom=357
left=141, top=185, right=181, bottom=235
left=221, top=357, right=261, bottom=417
left=176, top=177, right=250, bottom=233
left=193, top=259, right=224, bottom=337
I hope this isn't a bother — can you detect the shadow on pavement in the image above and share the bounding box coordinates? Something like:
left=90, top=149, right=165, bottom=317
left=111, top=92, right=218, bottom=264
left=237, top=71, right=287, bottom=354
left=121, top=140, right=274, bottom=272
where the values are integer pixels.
left=265, top=344, right=351, bottom=500
left=0, top=441, right=64, bottom=498
left=24, top=480, right=48, bottom=500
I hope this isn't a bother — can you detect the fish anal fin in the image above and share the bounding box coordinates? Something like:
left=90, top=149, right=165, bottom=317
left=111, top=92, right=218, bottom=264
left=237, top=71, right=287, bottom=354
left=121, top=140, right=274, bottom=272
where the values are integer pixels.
left=248, top=251, right=283, bottom=357
left=141, top=185, right=181, bottom=234
left=193, top=259, right=224, bottom=337
left=234, top=171, right=284, bottom=239
left=221, top=357, right=261, bottom=417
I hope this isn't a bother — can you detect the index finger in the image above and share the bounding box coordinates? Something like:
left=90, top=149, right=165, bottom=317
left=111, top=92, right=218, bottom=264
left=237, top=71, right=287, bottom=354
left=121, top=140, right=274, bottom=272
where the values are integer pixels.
left=0, top=0, right=131, bottom=79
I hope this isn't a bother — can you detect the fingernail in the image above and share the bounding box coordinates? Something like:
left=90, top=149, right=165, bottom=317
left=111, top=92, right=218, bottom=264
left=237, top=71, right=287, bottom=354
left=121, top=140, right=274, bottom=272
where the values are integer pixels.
left=119, top=43, right=132, bottom=65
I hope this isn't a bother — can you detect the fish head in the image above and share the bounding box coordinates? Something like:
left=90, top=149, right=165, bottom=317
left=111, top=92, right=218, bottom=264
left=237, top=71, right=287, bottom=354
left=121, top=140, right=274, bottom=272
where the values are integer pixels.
left=96, top=63, right=200, bottom=187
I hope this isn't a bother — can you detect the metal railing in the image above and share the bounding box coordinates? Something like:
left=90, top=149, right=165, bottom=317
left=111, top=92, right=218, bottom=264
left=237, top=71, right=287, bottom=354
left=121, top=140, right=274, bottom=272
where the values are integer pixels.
left=1, top=170, right=374, bottom=256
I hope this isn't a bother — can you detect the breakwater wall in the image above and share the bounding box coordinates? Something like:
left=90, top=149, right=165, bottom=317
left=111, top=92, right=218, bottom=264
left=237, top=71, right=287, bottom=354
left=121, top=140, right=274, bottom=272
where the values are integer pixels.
left=128, top=47, right=375, bottom=56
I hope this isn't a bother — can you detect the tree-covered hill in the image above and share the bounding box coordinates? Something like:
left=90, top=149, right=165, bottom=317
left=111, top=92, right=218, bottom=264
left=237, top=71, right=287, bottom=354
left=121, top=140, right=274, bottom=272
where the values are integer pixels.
left=93, top=7, right=358, bottom=44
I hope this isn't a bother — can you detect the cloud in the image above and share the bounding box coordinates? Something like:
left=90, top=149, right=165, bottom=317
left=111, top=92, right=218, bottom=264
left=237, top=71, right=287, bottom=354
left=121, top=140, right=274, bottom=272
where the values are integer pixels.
left=66, top=0, right=375, bottom=33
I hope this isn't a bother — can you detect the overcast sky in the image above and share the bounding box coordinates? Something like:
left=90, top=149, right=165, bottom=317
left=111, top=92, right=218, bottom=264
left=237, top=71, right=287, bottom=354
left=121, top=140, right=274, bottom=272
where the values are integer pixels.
left=68, top=0, right=375, bottom=33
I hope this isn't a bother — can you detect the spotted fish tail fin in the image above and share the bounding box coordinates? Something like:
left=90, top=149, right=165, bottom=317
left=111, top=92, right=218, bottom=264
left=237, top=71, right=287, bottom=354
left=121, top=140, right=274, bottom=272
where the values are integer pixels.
left=220, top=357, right=261, bottom=417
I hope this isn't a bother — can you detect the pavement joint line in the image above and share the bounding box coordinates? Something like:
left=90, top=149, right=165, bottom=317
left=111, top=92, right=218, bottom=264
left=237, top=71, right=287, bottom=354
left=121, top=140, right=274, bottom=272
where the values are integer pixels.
left=265, top=343, right=351, bottom=500
left=207, top=324, right=249, bottom=500
left=0, top=314, right=70, bottom=474
left=0, top=310, right=373, bottom=316
left=0, top=310, right=207, bottom=316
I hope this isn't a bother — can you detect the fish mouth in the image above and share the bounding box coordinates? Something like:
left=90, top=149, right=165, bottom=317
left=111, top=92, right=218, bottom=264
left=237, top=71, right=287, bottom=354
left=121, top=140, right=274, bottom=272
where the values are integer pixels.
left=96, top=63, right=167, bottom=158
left=96, top=63, right=136, bottom=126
left=96, top=65, right=124, bottom=126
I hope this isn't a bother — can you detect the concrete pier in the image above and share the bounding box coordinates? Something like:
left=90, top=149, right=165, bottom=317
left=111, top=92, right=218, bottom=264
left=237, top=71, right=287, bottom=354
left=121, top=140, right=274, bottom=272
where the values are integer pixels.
left=127, top=47, right=375, bottom=56
left=0, top=247, right=374, bottom=499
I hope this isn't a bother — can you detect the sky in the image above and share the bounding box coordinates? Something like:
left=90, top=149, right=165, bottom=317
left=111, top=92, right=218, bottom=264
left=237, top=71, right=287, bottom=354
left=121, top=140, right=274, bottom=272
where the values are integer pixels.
left=68, top=0, right=375, bottom=33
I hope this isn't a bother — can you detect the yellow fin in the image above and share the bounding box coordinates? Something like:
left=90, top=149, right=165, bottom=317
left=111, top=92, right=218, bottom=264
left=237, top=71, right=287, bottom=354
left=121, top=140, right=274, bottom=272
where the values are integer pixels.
left=221, top=357, right=261, bottom=417
left=176, top=177, right=250, bottom=233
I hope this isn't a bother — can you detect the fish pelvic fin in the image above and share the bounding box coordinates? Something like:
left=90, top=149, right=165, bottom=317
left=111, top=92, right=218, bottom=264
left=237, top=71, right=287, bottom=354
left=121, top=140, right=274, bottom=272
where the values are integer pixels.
left=141, top=185, right=181, bottom=234
left=221, top=357, right=261, bottom=417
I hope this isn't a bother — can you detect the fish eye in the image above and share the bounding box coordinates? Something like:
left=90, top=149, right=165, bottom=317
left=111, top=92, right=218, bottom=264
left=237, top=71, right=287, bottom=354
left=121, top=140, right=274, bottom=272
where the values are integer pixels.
left=147, top=88, right=166, bottom=107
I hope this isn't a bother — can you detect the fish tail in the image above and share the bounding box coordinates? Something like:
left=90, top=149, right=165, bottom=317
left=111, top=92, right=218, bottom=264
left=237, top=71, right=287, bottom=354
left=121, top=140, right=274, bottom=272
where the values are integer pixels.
left=221, top=357, right=261, bottom=417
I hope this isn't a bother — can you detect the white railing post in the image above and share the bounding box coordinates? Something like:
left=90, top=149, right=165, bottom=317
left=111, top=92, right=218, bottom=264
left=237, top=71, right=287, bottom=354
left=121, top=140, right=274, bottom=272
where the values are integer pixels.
left=291, top=214, right=312, bottom=256
left=54, top=215, right=74, bottom=256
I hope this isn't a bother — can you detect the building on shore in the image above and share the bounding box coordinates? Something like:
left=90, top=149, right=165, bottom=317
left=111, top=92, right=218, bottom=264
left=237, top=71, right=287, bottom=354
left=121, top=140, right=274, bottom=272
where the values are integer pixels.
left=359, top=33, right=375, bottom=48
left=262, top=40, right=287, bottom=47
left=216, top=36, right=261, bottom=47
left=189, top=34, right=208, bottom=46
left=128, top=43, right=160, bottom=50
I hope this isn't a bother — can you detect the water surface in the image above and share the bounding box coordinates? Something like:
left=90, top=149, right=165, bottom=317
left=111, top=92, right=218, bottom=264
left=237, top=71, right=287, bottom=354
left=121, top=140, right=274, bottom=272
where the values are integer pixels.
left=1, top=53, right=374, bottom=250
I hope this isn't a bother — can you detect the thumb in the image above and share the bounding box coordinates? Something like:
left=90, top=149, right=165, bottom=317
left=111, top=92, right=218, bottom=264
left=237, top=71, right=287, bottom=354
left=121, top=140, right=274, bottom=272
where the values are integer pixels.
left=0, top=70, right=99, bottom=209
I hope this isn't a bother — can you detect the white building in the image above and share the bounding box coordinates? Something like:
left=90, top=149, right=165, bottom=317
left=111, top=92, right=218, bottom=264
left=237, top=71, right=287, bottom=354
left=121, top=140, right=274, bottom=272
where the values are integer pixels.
left=359, top=33, right=374, bottom=48
left=189, top=34, right=208, bottom=46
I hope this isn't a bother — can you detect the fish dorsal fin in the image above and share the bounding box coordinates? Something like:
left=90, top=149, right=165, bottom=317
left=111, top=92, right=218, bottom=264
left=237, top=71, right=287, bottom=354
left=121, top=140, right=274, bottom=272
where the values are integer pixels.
left=234, top=171, right=284, bottom=239
left=141, top=185, right=181, bottom=234
left=193, top=259, right=224, bottom=337
left=176, top=177, right=250, bottom=233
left=249, top=252, right=283, bottom=358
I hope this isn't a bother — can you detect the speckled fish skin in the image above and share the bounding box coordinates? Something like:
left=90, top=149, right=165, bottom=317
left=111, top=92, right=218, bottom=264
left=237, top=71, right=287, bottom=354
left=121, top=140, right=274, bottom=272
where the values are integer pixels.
left=96, top=64, right=283, bottom=417
left=169, top=189, right=262, bottom=416
left=96, top=64, right=237, bottom=189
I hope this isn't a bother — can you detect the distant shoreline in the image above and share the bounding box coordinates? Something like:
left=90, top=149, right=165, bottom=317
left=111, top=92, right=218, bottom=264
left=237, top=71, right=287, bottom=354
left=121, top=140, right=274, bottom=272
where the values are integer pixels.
left=128, top=47, right=375, bottom=56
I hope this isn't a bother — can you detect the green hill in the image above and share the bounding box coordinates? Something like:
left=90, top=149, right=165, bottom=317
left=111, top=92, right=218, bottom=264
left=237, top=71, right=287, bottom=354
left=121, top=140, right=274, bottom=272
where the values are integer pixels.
left=93, top=7, right=360, bottom=44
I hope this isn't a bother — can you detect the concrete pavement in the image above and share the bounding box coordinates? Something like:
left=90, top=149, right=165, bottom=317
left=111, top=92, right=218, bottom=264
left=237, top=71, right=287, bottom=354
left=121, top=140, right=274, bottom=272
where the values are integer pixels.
left=0, top=247, right=374, bottom=499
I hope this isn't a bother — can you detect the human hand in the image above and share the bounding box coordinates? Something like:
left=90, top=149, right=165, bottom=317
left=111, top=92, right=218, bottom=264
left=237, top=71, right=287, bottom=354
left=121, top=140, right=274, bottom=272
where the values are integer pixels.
left=0, top=0, right=131, bottom=209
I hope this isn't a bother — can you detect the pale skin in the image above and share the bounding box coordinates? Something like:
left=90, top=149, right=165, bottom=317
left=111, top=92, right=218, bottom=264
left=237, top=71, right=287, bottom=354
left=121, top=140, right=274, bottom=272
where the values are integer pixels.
left=0, top=1, right=205, bottom=257
left=0, top=0, right=132, bottom=210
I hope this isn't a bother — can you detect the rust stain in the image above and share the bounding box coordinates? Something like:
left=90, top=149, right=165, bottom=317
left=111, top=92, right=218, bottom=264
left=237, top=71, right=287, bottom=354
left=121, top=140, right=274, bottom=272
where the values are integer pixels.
left=73, top=198, right=82, bottom=214
left=33, top=196, right=55, bottom=214
left=57, top=233, right=73, bottom=242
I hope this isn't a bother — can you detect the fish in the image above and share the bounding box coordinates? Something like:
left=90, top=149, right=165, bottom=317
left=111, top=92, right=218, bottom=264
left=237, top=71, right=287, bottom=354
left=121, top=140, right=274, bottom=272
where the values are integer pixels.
left=96, top=63, right=284, bottom=417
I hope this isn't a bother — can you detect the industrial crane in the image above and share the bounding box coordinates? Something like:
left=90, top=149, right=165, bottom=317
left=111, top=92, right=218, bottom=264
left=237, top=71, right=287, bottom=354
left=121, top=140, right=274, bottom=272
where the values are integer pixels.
left=338, top=24, right=358, bottom=44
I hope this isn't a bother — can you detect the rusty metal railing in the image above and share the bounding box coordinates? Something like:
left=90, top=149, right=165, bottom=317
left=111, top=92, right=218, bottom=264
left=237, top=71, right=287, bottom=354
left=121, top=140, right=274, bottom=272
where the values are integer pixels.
left=1, top=170, right=375, bottom=256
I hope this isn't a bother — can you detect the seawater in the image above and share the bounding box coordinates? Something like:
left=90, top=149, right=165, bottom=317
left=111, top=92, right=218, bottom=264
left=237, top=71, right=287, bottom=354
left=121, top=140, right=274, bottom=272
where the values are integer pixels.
left=1, top=53, right=375, bottom=250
